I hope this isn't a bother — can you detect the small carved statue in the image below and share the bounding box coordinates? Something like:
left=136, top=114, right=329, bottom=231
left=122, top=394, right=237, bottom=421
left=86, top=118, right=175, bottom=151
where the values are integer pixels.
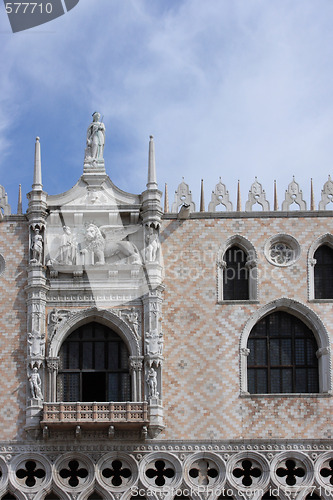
left=145, top=227, right=160, bottom=263
left=30, top=226, right=43, bottom=264
left=123, top=308, right=139, bottom=336
left=29, top=367, right=43, bottom=401
left=58, top=226, right=77, bottom=265
left=27, top=331, right=45, bottom=357
left=145, top=330, right=163, bottom=356
left=85, top=111, right=105, bottom=161
left=146, top=367, right=158, bottom=399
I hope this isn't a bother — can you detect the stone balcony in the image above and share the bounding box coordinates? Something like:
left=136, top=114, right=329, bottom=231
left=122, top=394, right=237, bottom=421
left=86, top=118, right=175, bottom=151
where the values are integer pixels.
left=41, top=401, right=149, bottom=432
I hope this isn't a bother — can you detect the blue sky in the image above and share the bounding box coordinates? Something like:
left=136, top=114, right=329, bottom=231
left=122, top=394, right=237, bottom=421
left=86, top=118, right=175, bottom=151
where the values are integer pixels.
left=1, top=0, right=333, bottom=213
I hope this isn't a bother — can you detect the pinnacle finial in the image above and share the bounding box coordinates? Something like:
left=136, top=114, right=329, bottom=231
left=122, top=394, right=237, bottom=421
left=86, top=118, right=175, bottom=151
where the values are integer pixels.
left=32, top=136, right=42, bottom=190
left=164, top=183, right=169, bottom=212
left=17, top=184, right=22, bottom=214
left=237, top=180, right=241, bottom=211
left=274, top=180, right=278, bottom=211
left=310, top=178, right=315, bottom=211
left=200, top=179, right=205, bottom=212
left=147, top=135, right=157, bottom=190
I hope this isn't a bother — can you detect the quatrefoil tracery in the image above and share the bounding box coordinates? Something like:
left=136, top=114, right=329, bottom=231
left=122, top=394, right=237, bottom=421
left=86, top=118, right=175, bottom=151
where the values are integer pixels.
left=102, top=459, right=132, bottom=486
left=276, top=459, right=305, bottom=486
left=146, top=460, right=175, bottom=486
left=59, top=459, right=88, bottom=488
left=233, top=459, right=261, bottom=487
left=16, top=460, right=46, bottom=487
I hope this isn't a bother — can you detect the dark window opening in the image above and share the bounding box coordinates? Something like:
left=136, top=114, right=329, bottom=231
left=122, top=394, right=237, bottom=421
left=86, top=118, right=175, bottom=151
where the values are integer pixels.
left=314, top=244, right=333, bottom=299
left=248, top=311, right=319, bottom=394
left=88, top=493, right=104, bottom=500
left=223, top=245, right=249, bottom=300
left=58, top=322, right=131, bottom=402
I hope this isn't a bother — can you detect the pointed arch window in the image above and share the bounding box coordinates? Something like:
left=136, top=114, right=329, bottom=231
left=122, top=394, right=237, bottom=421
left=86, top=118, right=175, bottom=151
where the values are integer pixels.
left=223, top=245, right=249, bottom=300
left=247, top=311, right=319, bottom=394
left=314, top=244, right=333, bottom=299
left=57, top=322, right=131, bottom=402
left=218, top=239, right=257, bottom=302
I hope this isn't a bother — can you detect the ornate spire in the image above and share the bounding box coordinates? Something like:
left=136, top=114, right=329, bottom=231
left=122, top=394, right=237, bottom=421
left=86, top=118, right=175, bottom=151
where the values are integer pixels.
left=147, top=135, right=157, bottom=190
left=237, top=180, right=241, bottom=211
left=310, top=178, right=315, bottom=210
left=274, top=180, right=278, bottom=211
left=164, top=183, right=169, bottom=212
left=200, top=179, right=205, bottom=212
left=17, top=184, right=22, bottom=214
left=32, top=137, right=42, bottom=190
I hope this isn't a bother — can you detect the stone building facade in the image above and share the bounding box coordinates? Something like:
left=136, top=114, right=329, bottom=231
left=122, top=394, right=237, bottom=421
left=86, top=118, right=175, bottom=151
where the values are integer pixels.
left=0, top=115, right=332, bottom=499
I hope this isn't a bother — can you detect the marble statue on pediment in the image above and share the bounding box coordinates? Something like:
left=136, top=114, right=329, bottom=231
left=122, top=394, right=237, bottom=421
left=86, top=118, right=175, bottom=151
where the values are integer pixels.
left=85, top=111, right=105, bottom=162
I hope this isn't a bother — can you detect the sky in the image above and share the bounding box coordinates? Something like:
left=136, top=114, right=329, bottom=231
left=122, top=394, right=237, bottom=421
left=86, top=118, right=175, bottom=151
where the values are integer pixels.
left=1, top=0, right=333, bottom=213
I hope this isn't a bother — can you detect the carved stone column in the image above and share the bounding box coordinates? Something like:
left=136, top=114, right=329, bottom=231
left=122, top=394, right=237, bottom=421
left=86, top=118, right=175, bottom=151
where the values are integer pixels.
left=26, top=142, right=48, bottom=432
left=46, top=357, right=60, bottom=402
left=129, top=356, right=144, bottom=402
left=142, top=286, right=165, bottom=438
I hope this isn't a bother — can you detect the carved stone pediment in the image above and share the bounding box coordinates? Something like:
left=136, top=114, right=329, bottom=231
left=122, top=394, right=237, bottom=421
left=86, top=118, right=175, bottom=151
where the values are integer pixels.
left=47, top=176, right=141, bottom=209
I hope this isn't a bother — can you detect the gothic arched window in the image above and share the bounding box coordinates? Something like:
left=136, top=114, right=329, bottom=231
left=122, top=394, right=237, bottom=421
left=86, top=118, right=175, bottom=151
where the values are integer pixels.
left=57, top=322, right=131, bottom=402
left=247, top=311, right=319, bottom=394
left=314, top=244, right=333, bottom=299
left=223, top=245, right=249, bottom=300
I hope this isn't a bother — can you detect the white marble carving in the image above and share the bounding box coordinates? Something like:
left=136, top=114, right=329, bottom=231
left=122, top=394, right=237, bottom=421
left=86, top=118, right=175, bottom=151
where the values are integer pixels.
left=208, top=178, right=233, bottom=211
left=319, top=175, right=333, bottom=210
left=48, top=309, right=74, bottom=341
left=57, top=226, right=77, bottom=265
left=85, top=112, right=105, bottom=162
left=245, top=177, right=270, bottom=211
left=282, top=177, right=307, bottom=211
left=145, top=226, right=160, bottom=263
left=171, top=179, right=196, bottom=213
left=145, top=330, right=163, bottom=356
left=146, top=367, right=159, bottom=398
left=30, top=224, right=44, bottom=264
left=82, top=223, right=141, bottom=266
left=29, top=367, right=43, bottom=401
left=122, top=308, right=140, bottom=337
left=27, top=331, right=45, bottom=357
